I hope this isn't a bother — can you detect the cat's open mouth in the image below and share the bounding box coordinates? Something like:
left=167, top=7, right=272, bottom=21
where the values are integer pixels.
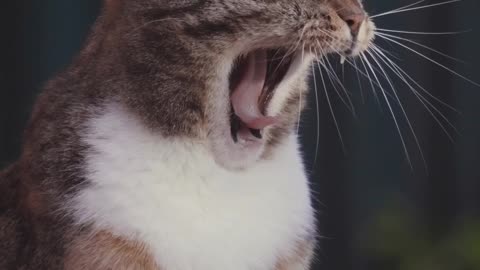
left=229, top=49, right=294, bottom=143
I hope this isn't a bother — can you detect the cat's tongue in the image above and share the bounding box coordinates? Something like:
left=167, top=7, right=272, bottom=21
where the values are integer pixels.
left=231, top=50, right=278, bottom=130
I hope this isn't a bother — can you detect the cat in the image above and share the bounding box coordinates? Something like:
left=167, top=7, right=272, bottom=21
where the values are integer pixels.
left=0, top=0, right=374, bottom=269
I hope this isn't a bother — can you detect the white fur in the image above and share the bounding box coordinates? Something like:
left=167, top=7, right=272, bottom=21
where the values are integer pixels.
left=70, top=104, right=315, bottom=270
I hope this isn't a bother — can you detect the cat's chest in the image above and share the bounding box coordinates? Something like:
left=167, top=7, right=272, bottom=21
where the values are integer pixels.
left=70, top=108, right=314, bottom=270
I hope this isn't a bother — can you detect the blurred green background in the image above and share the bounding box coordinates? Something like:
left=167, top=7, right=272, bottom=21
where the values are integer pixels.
left=1, top=1, right=480, bottom=269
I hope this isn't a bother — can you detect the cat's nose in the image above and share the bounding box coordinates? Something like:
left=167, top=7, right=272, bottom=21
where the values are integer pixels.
left=336, top=4, right=366, bottom=36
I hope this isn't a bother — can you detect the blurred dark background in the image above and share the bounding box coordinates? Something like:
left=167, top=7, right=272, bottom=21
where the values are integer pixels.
left=1, top=1, right=479, bottom=269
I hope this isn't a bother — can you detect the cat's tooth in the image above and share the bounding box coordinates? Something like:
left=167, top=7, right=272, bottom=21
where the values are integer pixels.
left=340, top=56, right=346, bottom=65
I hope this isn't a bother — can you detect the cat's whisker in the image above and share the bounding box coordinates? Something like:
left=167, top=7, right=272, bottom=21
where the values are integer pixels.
left=321, top=29, right=336, bottom=39
left=267, top=43, right=299, bottom=63
left=371, top=45, right=459, bottom=141
left=311, top=49, right=322, bottom=164
left=376, top=34, right=480, bottom=86
left=375, top=32, right=467, bottom=63
left=344, top=58, right=381, bottom=91
left=262, top=27, right=306, bottom=64
left=301, top=41, right=306, bottom=64
left=358, top=55, right=382, bottom=107
left=344, top=56, right=403, bottom=101
left=284, top=24, right=309, bottom=59
left=314, top=49, right=346, bottom=154
left=270, top=49, right=285, bottom=63
left=371, top=0, right=462, bottom=19
left=270, top=31, right=307, bottom=75
left=347, top=47, right=456, bottom=137
left=350, top=47, right=454, bottom=130
left=366, top=49, right=427, bottom=169
left=297, top=83, right=303, bottom=136
left=371, top=44, right=459, bottom=113
left=352, top=58, right=365, bottom=104
left=372, top=0, right=427, bottom=17
left=320, top=55, right=356, bottom=116
left=374, top=45, right=403, bottom=62
left=318, top=43, right=357, bottom=116
left=376, top=28, right=470, bottom=36
left=346, top=57, right=410, bottom=115
left=361, top=52, right=413, bottom=168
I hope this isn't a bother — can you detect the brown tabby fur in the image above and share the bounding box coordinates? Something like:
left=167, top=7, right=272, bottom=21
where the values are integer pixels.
left=65, top=231, right=159, bottom=270
left=1, top=0, right=366, bottom=269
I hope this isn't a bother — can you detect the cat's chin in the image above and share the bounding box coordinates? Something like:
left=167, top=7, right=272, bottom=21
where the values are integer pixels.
left=209, top=131, right=266, bottom=170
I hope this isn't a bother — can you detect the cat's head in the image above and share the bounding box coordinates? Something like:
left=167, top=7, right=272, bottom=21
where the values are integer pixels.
left=103, top=0, right=375, bottom=169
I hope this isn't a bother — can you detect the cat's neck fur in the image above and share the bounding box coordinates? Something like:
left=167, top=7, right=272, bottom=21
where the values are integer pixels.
left=66, top=103, right=315, bottom=270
